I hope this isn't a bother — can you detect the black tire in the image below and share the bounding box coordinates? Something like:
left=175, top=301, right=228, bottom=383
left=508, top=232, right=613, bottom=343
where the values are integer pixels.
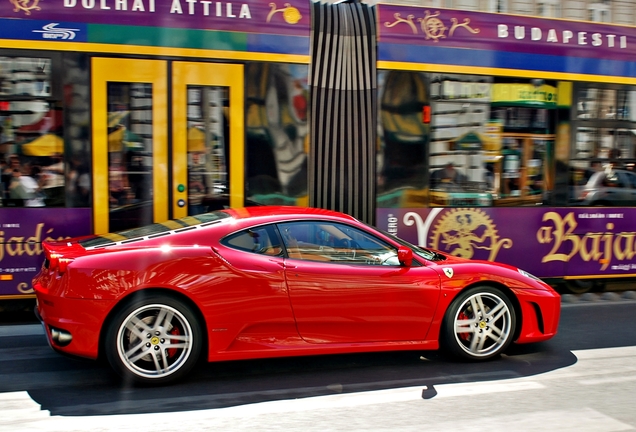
left=441, top=286, right=516, bottom=361
left=563, top=279, right=598, bottom=295
left=104, top=293, right=202, bottom=385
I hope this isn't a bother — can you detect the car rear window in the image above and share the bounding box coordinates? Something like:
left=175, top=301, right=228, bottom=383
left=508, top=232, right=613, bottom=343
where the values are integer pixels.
left=79, top=211, right=231, bottom=248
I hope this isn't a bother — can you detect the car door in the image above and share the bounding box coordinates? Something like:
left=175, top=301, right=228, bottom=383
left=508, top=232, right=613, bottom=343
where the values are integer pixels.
left=213, top=224, right=298, bottom=348
left=278, top=221, right=441, bottom=344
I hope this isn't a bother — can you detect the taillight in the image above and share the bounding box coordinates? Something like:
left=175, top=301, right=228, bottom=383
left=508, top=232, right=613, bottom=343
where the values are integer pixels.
left=47, top=253, right=74, bottom=274
left=49, top=253, right=60, bottom=270
left=58, top=258, right=74, bottom=273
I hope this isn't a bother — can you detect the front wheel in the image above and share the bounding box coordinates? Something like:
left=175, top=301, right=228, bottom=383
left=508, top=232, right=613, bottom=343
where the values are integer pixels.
left=441, top=286, right=516, bottom=361
left=104, top=294, right=202, bottom=385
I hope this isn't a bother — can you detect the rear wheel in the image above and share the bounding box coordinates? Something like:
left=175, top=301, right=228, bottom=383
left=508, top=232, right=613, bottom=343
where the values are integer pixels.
left=104, top=294, right=202, bottom=385
left=442, top=286, right=516, bottom=360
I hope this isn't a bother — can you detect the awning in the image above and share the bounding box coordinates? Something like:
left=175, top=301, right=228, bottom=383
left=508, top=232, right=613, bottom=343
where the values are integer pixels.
left=450, top=131, right=494, bottom=151
left=108, top=126, right=143, bottom=152
left=108, top=110, right=130, bottom=128
left=21, top=134, right=64, bottom=156
left=188, top=127, right=206, bottom=152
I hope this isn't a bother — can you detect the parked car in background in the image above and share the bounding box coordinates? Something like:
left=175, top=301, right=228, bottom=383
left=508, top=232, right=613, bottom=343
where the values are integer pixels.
left=578, top=169, right=636, bottom=206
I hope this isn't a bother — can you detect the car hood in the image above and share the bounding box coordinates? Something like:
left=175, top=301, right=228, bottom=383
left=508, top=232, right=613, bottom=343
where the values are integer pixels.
left=426, top=250, right=552, bottom=292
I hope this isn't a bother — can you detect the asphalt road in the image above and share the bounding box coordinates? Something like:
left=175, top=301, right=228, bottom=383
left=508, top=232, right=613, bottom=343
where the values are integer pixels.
left=1, top=296, right=636, bottom=421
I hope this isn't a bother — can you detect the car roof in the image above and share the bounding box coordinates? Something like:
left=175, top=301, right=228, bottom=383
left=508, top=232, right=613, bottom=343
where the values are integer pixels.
left=588, top=169, right=631, bottom=183
left=222, top=206, right=359, bottom=222
left=78, top=206, right=360, bottom=249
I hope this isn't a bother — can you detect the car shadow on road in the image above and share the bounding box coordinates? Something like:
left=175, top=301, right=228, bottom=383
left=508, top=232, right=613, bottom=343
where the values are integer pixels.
left=23, top=295, right=636, bottom=416
left=26, top=339, right=577, bottom=417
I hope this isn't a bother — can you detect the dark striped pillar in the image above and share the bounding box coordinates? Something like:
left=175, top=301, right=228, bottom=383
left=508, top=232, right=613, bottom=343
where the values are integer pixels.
left=308, top=0, right=377, bottom=225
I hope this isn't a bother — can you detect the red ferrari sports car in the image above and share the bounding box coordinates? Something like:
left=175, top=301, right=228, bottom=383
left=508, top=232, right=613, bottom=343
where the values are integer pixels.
left=33, top=206, right=560, bottom=385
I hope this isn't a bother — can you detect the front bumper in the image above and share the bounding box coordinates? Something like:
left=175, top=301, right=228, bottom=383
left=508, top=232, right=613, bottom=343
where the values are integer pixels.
left=515, top=288, right=561, bottom=344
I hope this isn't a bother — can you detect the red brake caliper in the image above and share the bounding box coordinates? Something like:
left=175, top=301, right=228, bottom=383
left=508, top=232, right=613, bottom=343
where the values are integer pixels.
left=458, top=311, right=470, bottom=341
left=167, top=327, right=180, bottom=358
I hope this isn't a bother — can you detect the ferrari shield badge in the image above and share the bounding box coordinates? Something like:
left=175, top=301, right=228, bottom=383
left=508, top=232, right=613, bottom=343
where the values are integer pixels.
left=443, top=268, right=454, bottom=278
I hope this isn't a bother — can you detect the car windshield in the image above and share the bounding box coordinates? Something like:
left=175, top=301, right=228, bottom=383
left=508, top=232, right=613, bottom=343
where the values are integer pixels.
left=79, top=211, right=231, bottom=248
left=361, top=221, right=441, bottom=261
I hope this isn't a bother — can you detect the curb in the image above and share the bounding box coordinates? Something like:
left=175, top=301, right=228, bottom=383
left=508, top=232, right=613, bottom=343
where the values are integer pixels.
left=561, top=290, right=636, bottom=304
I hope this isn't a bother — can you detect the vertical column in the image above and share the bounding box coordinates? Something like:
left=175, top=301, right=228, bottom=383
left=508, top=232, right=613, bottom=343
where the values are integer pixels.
left=309, top=0, right=377, bottom=224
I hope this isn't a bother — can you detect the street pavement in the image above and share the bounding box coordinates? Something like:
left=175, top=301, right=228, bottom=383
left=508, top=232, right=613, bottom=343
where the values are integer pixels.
left=1, top=345, right=635, bottom=431
left=1, top=296, right=636, bottom=431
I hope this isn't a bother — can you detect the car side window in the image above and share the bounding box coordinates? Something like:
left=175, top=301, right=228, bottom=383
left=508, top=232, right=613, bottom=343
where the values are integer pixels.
left=626, top=172, right=636, bottom=189
left=602, top=172, right=624, bottom=188
left=277, top=221, right=404, bottom=266
left=223, top=225, right=283, bottom=256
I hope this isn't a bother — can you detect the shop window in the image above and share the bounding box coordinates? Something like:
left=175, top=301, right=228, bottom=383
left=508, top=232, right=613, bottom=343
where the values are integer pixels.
left=106, top=82, right=154, bottom=229
left=0, top=56, right=66, bottom=208
left=617, top=89, right=636, bottom=121
left=537, top=0, right=561, bottom=18
left=487, top=0, right=507, bottom=13
left=589, top=1, right=611, bottom=22
left=577, top=88, right=616, bottom=119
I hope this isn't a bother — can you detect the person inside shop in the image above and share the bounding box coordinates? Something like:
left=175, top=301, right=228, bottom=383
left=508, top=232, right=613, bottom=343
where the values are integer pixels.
left=600, top=148, right=624, bottom=187
left=430, top=162, right=467, bottom=190
left=109, top=151, right=131, bottom=207
left=0, top=155, right=10, bottom=200
left=3, top=155, right=21, bottom=200
left=41, top=153, right=65, bottom=206
left=8, top=164, right=45, bottom=207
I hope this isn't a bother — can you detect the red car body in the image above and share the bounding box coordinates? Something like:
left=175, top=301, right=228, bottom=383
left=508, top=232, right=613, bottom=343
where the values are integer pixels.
left=33, top=206, right=560, bottom=385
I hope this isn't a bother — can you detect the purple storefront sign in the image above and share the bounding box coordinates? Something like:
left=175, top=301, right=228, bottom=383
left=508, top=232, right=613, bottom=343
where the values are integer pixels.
left=377, top=207, right=636, bottom=279
left=0, top=0, right=310, bottom=36
left=0, top=208, right=91, bottom=297
left=378, top=5, right=633, bottom=62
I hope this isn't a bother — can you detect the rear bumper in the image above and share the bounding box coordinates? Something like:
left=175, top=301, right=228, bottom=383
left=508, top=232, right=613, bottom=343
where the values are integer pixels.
left=33, top=303, right=53, bottom=349
left=35, top=292, right=115, bottom=360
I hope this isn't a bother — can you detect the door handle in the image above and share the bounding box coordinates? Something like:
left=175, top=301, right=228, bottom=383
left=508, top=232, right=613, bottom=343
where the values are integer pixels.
left=269, top=259, right=299, bottom=269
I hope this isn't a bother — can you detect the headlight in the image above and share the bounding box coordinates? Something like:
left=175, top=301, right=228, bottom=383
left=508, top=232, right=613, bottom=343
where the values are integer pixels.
left=518, top=268, right=541, bottom=281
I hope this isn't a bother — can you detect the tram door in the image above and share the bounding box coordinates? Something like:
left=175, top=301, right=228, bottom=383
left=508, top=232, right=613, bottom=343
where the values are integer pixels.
left=91, top=59, right=244, bottom=234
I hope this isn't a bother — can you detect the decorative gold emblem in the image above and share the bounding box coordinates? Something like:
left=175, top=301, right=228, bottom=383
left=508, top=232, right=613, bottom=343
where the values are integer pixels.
left=419, top=11, right=447, bottom=42
left=429, top=208, right=512, bottom=262
left=267, top=2, right=302, bottom=24
left=384, top=10, right=480, bottom=40
left=10, top=0, right=41, bottom=15
left=449, top=17, right=480, bottom=37
left=384, top=13, right=417, bottom=34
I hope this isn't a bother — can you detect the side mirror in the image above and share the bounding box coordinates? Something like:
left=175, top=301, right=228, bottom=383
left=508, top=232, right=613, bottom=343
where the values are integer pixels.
left=397, top=246, right=413, bottom=267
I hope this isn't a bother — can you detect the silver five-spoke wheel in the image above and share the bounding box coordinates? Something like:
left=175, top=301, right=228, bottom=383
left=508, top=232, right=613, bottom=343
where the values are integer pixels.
left=105, top=294, right=202, bottom=385
left=442, top=286, right=516, bottom=360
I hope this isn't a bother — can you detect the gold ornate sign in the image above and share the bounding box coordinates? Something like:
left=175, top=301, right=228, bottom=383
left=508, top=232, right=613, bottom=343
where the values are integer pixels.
left=10, top=0, right=41, bottom=15
left=384, top=10, right=479, bottom=40
left=267, top=2, right=302, bottom=24
left=429, top=208, right=513, bottom=262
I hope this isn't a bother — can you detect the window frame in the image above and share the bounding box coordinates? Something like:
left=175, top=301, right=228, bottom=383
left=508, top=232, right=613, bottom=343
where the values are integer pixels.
left=276, top=220, right=409, bottom=266
left=221, top=223, right=284, bottom=257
